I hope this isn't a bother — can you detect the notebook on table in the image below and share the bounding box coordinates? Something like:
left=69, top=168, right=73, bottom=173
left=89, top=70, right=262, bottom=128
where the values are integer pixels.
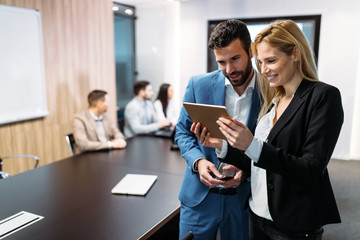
left=153, top=125, right=175, bottom=138
left=111, top=174, right=158, bottom=196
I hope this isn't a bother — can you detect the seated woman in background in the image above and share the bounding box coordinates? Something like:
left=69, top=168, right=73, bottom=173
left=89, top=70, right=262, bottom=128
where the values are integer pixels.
left=154, top=83, right=179, bottom=126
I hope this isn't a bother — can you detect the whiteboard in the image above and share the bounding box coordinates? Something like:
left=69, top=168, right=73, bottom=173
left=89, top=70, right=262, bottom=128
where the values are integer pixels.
left=0, top=4, right=48, bottom=125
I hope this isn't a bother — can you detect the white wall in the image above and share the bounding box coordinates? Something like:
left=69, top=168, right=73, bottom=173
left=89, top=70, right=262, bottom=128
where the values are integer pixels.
left=350, top=33, right=360, bottom=160
left=135, top=2, right=181, bottom=107
left=133, top=0, right=360, bottom=160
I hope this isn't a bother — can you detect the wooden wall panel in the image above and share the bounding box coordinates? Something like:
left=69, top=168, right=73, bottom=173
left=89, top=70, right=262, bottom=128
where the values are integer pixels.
left=0, top=0, right=117, bottom=175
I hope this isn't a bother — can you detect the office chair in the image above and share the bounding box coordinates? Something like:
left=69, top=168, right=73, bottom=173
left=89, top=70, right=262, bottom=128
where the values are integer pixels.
left=117, top=108, right=125, bottom=133
left=65, top=133, right=77, bottom=156
left=0, top=155, right=39, bottom=179
left=181, top=231, right=194, bottom=240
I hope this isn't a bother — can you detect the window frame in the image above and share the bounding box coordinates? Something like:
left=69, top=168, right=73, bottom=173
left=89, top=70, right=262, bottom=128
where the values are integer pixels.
left=207, top=15, right=321, bottom=72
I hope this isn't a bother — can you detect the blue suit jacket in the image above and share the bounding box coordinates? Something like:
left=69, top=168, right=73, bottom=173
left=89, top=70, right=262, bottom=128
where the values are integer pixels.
left=175, top=70, right=261, bottom=207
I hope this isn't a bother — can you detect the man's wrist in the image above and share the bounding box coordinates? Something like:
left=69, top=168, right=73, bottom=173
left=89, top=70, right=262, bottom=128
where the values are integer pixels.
left=194, top=160, right=199, bottom=171
left=193, top=158, right=203, bottom=172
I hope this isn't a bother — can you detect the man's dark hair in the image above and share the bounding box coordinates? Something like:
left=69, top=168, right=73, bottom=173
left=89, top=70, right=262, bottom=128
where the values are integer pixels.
left=88, top=90, right=107, bottom=107
left=134, top=80, right=150, bottom=95
left=208, top=19, right=252, bottom=55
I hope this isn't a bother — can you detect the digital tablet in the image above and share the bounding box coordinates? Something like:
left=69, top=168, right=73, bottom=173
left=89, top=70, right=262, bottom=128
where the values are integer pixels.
left=111, top=174, right=158, bottom=196
left=183, top=102, right=231, bottom=139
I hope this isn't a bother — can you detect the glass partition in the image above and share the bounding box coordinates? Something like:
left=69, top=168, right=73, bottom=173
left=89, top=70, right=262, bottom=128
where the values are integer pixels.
left=113, top=3, right=136, bottom=109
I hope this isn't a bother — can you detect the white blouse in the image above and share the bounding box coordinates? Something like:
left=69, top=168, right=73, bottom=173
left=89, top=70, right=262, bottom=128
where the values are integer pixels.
left=154, top=99, right=179, bottom=125
left=245, top=100, right=278, bottom=221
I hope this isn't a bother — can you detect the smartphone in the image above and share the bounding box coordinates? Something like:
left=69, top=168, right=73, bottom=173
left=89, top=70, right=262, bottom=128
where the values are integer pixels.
left=217, top=163, right=235, bottom=181
left=219, top=176, right=234, bottom=181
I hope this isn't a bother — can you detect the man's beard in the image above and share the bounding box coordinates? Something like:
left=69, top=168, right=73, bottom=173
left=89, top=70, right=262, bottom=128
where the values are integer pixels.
left=227, top=57, right=253, bottom=87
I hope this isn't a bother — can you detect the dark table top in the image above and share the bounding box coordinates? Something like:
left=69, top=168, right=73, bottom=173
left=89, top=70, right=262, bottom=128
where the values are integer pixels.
left=0, top=136, right=186, bottom=240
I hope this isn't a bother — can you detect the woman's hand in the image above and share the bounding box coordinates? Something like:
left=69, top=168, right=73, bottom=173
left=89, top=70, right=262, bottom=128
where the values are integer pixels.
left=190, top=122, right=223, bottom=150
left=217, top=118, right=254, bottom=151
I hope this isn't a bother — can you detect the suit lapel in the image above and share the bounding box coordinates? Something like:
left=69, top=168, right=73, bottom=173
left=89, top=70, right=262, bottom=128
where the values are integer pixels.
left=102, top=115, right=110, bottom=139
left=247, top=72, right=261, bottom=134
left=212, top=73, right=226, bottom=106
left=267, top=79, right=313, bottom=143
left=211, top=72, right=225, bottom=168
left=85, top=110, right=100, bottom=141
left=211, top=71, right=260, bottom=133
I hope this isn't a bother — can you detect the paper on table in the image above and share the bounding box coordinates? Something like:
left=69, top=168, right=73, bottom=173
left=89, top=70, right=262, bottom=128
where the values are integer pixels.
left=0, top=211, right=44, bottom=239
left=111, top=174, right=158, bottom=196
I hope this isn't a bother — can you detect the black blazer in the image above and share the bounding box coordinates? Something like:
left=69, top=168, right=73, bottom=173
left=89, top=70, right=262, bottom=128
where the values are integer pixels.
left=222, top=79, right=343, bottom=232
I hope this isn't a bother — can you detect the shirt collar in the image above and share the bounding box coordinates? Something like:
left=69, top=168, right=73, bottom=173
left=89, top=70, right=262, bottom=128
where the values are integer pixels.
left=89, top=109, right=103, bottom=121
left=135, top=96, right=147, bottom=105
left=225, top=72, right=256, bottom=96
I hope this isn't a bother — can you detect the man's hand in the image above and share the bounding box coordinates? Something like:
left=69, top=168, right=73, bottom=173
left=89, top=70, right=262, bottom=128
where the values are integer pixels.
left=219, top=164, right=246, bottom=188
left=158, top=119, right=171, bottom=129
left=111, top=138, right=127, bottom=149
left=190, top=122, right=222, bottom=150
left=197, top=159, right=225, bottom=188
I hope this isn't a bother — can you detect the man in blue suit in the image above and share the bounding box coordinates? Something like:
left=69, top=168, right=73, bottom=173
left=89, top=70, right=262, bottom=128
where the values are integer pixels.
left=175, top=20, right=262, bottom=240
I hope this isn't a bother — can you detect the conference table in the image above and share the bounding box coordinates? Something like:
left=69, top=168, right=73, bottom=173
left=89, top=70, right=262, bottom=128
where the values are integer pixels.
left=0, top=136, right=186, bottom=240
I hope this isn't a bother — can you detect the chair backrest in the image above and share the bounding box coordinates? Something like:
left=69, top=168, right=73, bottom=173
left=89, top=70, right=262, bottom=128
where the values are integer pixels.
left=181, top=231, right=194, bottom=240
left=117, top=108, right=125, bottom=133
left=0, top=171, right=9, bottom=179
left=65, top=133, right=77, bottom=156
left=0, top=154, right=39, bottom=179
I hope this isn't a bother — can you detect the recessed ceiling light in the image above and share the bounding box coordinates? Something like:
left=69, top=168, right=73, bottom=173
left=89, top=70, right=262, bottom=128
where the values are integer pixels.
left=125, top=9, right=134, bottom=15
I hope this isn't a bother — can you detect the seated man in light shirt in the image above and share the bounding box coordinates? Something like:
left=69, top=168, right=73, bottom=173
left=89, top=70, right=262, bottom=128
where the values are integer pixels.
left=72, top=89, right=126, bottom=153
left=123, top=80, right=171, bottom=139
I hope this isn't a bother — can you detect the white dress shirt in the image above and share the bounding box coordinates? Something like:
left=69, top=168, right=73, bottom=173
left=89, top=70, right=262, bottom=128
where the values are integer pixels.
left=216, top=74, right=255, bottom=158
left=194, top=73, right=256, bottom=172
left=89, top=110, right=111, bottom=148
left=123, top=97, right=160, bottom=139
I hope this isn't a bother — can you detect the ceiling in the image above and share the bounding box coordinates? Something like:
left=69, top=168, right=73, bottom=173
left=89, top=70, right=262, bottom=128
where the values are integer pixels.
left=114, top=0, right=203, bottom=6
left=114, top=0, right=170, bottom=6
left=113, top=0, right=155, bottom=5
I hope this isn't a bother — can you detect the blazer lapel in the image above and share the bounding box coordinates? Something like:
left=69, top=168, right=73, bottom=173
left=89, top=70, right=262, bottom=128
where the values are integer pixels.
left=85, top=110, right=100, bottom=141
left=247, top=72, right=261, bottom=134
left=212, top=73, right=226, bottom=106
left=103, top=115, right=111, bottom=139
left=211, top=72, right=225, bottom=168
left=267, top=79, right=313, bottom=143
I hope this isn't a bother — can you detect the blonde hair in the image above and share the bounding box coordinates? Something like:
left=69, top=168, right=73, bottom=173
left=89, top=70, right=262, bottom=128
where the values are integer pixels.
left=253, top=20, right=319, bottom=120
